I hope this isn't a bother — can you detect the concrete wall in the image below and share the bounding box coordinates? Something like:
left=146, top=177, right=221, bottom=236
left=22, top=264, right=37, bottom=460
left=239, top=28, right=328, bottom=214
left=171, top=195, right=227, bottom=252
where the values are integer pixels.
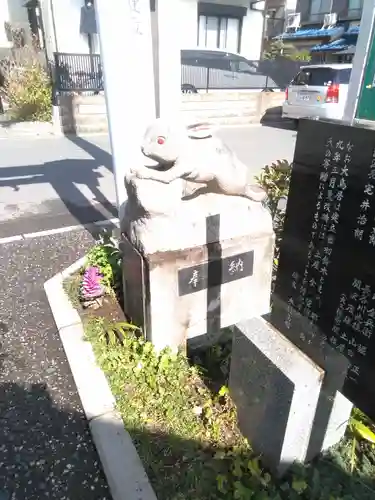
left=56, top=91, right=285, bottom=133
left=181, top=91, right=285, bottom=124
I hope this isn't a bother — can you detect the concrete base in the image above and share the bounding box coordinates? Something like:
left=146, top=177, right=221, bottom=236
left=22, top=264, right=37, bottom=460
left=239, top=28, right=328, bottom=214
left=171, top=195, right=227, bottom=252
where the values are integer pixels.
left=121, top=196, right=274, bottom=352
left=229, top=317, right=352, bottom=476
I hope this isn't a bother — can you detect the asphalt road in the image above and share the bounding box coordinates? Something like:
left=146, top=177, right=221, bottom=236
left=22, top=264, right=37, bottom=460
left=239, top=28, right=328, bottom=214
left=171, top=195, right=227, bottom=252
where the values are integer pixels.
left=0, top=124, right=297, bottom=238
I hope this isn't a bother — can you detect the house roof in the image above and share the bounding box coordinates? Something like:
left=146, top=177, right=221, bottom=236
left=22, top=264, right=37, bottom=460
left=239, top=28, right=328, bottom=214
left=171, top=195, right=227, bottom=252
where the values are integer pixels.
left=280, top=26, right=344, bottom=40
left=334, top=45, right=356, bottom=55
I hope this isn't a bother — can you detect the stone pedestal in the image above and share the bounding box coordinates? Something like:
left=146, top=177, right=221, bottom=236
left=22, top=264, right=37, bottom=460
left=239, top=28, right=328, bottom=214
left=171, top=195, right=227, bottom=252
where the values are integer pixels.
left=121, top=192, right=274, bottom=352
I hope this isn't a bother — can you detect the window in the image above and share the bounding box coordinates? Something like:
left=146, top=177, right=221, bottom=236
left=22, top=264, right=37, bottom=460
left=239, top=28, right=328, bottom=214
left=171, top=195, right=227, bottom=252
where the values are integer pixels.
left=198, top=15, right=241, bottom=53
left=309, top=0, right=332, bottom=22
left=230, top=58, right=252, bottom=73
left=348, top=0, right=363, bottom=19
left=337, top=68, right=352, bottom=84
left=293, top=68, right=336, bottom=86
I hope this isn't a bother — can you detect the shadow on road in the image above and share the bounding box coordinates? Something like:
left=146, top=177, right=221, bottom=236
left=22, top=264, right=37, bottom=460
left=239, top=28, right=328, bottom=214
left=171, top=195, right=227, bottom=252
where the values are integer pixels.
left=0, top=382, right=110, bottom=498
left=0, top=157, right=117, bottom=235
left=67, top=135, right=113, bottom=173
left=260, top=106, right=298, bottom=133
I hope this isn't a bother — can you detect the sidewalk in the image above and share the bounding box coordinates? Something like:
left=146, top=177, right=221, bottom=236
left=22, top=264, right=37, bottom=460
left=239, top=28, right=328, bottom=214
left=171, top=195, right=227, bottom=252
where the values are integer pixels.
left=0, top=228, right=112, bottom=499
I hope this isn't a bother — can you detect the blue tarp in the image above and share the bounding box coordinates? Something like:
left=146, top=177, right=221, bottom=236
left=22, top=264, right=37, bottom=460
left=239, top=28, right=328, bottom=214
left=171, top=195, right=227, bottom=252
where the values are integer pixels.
left=344, top=25, right=359, bottom=36
left=280, top=27, right=343, bottom=40
left=310, top=38, right=349, bottom=52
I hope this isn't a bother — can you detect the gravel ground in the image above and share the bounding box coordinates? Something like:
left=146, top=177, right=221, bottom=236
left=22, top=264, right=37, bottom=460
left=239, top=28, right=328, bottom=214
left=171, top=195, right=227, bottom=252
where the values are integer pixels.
left=0, top=229, right=112, bottom=500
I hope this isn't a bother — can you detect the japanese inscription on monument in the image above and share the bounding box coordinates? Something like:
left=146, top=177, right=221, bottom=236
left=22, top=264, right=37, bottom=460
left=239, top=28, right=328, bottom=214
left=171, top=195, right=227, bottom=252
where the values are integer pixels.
left=178, top=251, right=254, bottom=296
left=271, top=119, right=375, bottom=419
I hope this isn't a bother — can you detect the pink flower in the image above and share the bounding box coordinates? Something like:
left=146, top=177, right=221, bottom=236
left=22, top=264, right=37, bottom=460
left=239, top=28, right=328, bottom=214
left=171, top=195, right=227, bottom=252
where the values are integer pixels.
left=81, top=266, right=104, bottom=299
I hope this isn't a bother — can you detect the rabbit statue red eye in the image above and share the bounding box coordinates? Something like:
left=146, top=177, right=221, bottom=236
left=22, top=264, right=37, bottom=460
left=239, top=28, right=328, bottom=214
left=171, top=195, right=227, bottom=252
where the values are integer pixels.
left=157, top=136, right=166, bottom=145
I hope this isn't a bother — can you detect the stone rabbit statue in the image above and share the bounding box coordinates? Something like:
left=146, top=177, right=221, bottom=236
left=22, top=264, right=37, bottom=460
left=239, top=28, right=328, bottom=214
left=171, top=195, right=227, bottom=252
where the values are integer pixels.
left=130, top=119, right=267, bottom=202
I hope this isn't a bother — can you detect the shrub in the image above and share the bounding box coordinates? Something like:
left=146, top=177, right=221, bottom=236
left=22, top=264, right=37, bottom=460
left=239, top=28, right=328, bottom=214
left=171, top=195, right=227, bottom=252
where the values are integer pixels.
left=288, top=49, right=312, bottom=62
left=256, top=159, right=292, bottom=274
left=263, top=40, right=312, bottom=63
left=0, top=46, right=52, bottom=122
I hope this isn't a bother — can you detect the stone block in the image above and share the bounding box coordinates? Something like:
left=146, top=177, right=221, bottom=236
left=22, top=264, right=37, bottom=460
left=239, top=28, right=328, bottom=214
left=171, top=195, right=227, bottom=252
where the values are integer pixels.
left=121, top=195, right=274, bottom=352
left=229, top=316, right=351, bottom=475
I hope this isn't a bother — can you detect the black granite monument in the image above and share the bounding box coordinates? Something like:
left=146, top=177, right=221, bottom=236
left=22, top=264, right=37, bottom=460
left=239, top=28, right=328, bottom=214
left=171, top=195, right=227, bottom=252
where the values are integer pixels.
left=271, top=118, right=375, bottom=420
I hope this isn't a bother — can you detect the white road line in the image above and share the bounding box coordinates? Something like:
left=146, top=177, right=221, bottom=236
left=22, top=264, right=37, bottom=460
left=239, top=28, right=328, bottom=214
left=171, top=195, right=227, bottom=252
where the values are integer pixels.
left=0, top=235, right=24, bottom=244
left=0, top=218, right=119, bottom=245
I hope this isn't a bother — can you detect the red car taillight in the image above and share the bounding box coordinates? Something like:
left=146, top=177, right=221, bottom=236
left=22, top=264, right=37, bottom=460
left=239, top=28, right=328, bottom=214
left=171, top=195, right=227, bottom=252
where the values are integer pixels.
left=326, top=83, right=340, bottom=103
left=285, top=87, right=289, bottom=101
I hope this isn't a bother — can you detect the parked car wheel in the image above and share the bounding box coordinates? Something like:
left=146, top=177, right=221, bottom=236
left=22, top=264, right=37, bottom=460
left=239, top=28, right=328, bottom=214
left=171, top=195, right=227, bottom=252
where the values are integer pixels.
left=181, top=84, right=197, bottom=94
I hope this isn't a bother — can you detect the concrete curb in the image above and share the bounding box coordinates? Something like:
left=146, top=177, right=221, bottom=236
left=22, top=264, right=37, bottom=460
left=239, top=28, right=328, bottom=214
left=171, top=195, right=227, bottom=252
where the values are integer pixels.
left=44, top=259, right=158, bottom=500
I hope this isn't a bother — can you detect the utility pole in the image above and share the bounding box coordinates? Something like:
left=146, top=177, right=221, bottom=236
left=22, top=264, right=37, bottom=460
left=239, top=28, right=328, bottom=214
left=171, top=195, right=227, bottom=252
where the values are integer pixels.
left=152, top=0, right=181, bottom=119
left=94, top=0, right=156, bottom=218
left=343, top=0, right=375, bottom=124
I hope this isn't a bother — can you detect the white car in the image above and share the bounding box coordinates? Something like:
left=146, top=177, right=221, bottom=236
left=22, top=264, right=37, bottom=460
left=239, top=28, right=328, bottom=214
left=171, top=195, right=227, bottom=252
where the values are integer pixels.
left=282, top=64, right=352, bottom=123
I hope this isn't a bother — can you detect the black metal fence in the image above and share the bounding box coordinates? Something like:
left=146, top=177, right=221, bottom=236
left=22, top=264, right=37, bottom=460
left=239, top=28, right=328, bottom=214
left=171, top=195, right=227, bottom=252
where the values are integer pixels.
left=53, top=52, right=305, bottom=94
left=53, top=52, right=103, bottom=93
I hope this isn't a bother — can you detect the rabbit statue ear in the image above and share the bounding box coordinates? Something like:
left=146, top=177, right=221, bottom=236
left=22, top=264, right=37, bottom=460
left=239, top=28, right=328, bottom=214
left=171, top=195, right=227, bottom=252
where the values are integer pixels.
left=186, top=122, right=213, bottom=139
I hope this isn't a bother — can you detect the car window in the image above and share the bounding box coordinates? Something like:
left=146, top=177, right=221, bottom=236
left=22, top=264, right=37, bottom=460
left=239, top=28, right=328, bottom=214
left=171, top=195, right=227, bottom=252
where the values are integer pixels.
left=290, top=72, right=301, bottom=85
left=181, top=56, right=200, bottom=67
left=181, top=50, right=235, bottom=70
left=231, top=59, right=252, bottom=72
left=309, top=68, right=336, bottom=86
left=292, top=71, right=309, bottom=86
left=212, top=56, right=232, bottom=71
left=338, top=68, right=352, bottom=84
left=292, top=68, right=336, bottom=86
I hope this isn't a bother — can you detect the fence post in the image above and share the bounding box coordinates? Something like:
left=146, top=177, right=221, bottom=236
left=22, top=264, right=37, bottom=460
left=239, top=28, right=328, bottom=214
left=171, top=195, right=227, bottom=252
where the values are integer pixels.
left=52, top=52, right=59, bottom=104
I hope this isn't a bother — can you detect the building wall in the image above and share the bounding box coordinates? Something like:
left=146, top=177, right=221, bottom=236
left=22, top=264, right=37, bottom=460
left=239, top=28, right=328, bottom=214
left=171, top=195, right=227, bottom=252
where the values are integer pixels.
left=241, top=5, right=264, bottom=59
left=179, top=0, right=199, bottom=47
left=0, top=0, right=30, bottom=48
left=0, top=0, right=10, bottom=47
left=41, top=0, right=264, bottom=61
left=202, top=0, right=264, bottom=60
left=295, top=0, right=362, bottom=24
left=7, top=0, right=29, bottom=26
left=43, top=0, right=92, bottom=54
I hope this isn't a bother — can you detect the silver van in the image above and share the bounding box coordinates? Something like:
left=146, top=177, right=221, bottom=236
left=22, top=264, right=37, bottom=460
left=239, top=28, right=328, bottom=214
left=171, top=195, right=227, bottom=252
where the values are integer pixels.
left=181, top=48, right=277, bottom=93
left=282, top=64, right=352, bottom=123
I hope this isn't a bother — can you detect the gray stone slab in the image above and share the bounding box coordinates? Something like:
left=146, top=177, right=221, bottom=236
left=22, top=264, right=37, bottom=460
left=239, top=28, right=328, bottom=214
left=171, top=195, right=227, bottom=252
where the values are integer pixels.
left=229, top=317, right=325, bottom=476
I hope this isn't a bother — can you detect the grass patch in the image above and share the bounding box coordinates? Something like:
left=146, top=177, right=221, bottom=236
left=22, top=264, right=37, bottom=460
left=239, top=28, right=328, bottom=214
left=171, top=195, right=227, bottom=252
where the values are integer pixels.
left=83, top=317, right=375, bottom=500
left=63, top=271, right=83, bottom=309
